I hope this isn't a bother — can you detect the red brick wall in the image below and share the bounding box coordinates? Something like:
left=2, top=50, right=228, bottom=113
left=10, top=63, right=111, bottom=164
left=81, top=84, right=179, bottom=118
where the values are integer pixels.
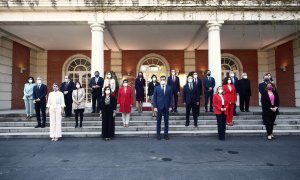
left=47, top=50, right=110, bottom=86
left=12, top=41, right=30, bottom=109
left=195, top=50, right=259, bottom=106
left=275, top=41, right=295, bottom=106
left=122, top=50, right=184, bottom=105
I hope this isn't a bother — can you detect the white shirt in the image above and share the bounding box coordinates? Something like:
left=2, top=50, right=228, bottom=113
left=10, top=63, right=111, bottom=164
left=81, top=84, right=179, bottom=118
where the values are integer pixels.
left=47, top=91, right=65, bottom=108
left=103, top=78, right=116, bottom=93
left=219, top=94, right=224, bottom=105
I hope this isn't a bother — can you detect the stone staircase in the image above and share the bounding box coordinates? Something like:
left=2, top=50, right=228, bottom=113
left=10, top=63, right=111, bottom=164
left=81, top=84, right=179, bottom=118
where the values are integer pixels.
left=0, top=111, right=300, bottom=138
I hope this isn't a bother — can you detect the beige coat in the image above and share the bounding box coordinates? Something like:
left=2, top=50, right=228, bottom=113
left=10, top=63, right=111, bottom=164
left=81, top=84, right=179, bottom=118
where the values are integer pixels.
left=72, top=88, right=85, bottom=110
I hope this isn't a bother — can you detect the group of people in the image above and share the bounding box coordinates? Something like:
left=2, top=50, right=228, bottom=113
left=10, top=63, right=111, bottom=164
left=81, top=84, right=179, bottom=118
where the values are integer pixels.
left=23, top=68, right=278, bottom=142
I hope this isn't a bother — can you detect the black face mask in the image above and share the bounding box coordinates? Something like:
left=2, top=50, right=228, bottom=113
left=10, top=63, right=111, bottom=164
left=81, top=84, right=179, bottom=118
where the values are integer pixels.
left=207, top=74, right=211, bottom=76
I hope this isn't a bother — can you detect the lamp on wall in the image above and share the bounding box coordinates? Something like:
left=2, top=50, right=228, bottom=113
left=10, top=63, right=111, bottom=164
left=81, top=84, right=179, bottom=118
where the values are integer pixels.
left=280, top=65, right=287, bottom=72
left=20, top=67, right=26, bottom=74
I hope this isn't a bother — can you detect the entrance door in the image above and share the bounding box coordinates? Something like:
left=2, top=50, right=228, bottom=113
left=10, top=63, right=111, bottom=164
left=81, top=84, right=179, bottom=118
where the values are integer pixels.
left=65, top=58, right=92, bottom=107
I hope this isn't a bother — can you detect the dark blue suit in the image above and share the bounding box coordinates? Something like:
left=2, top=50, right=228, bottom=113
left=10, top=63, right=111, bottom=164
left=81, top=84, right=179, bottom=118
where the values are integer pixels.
left=183, top=83, right=199, bottom=126
left=90, top=76, right=104, bottom=112
left=60, top=81, right=75, bottom=117
left=33, top=84, right=48, bottom=126
left=203, top=76, right=215, bottom=111
left=167, top=76, right=180, bottom=111
left=193, top=77, right=203, bottom=116
left=153, top=85, right=173, bottom=136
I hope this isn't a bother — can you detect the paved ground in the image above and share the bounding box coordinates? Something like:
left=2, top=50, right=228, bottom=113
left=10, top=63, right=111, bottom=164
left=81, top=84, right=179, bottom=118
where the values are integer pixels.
left=0, top=136, right=300, bottom=180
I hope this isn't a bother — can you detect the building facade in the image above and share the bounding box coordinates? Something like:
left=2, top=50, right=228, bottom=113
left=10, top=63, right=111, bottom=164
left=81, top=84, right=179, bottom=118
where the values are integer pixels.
left=0, top=0, right=300, bottom=109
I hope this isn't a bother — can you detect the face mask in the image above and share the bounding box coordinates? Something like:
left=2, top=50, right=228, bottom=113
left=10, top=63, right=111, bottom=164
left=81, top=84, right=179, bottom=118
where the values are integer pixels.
left=95, top=74, right=99, bottom=77
left=160, top=80, right=166, bottom=85
left=267, top=86, right=273, bottom=91
left=171, top=72, right=176, bottom=75
left=243, top=76, right=247, bottom=79
left=230, top=73, right=234, bottom=77
left=76, top=85, right=80, bottom=89
left=188, top=79, right=193, bottom=83
left=37, top=80, right=42, bottom=84
left=193, top=75, right=197, bottom=78
left=152, top=78, right=157, bottom=81
left=228, top=80, right=232, bottom=84
left=207, top=73, right=211, bottom=76
left=28, top=79, right=33, bottom=83
left=64, top=78, right=68, bottom=82
left=105, top=90, right=110, bottom=94
left=53, top=87, right=58, bottom=91
left=107, top=74, right=111, bottom=78
left=139, top=74, right=142, bottom=77
left=123, top=83, right=128, bottom=87
left=218, top=90, right=223, bottom=94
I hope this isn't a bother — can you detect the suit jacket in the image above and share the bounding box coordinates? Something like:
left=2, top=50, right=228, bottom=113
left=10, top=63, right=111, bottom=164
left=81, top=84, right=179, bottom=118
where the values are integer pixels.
left=223, top=84, right=237, bottom=104
left=183, top=83, right=199, bottom=105
left=193, top=77, right=203, bottom=96
left=238, top=79, right=251, bottom=97
left=167, top=76, right=180, bottom=93
left=90, top=76, right=104, bottom=94
left=33, top=84, right=48, bottom=103
left=148, top=81, right=160, bottom=97
left=153, top=85, right=173, bottom=110
left=117, top=86, right=133, bottom=113
left=231, top=76, right=239, bottom=94
left=60, top=81, right=75, bottom=98
left=259, top=82, right=267, bottom=95
left=213, top=94, right=229, bottom=115
left=203, top=76, right=215, bottom=94
left=72, top=88, right=85, bottom=110
left=261, top=91, right=280, bottom=122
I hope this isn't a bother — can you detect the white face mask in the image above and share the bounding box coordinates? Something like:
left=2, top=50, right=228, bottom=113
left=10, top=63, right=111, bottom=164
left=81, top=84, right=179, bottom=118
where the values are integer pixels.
left=243, top=76, right=248, bottom=79
left=76, top=85, right=80, bottom=89
left=107, top=74, right=111, bottom=78
left=188, top=79, right=193, bottom=83
left=193, top=75, right=197, bottom=78
left=37, top=80, right=42, bottom=84
left=53, top=87, right=58, bottom=91
left=230, top=73, right=234, bottom=77
left=123, top=83, right=128, bottom=87
left=160, top=80, right=166, bottom=85
left=152, top=77, right=157, bottom=81
left=228, top=80, right=232, bottom=84
left=28, top=79, right=33, bottom=83
left=105, top=90, right=110, bottom=94
left=171, top=72, right=176, bottom=75
left=218, top=89, right=223, bottom=94
left=64, top=78, right=69, bottom=82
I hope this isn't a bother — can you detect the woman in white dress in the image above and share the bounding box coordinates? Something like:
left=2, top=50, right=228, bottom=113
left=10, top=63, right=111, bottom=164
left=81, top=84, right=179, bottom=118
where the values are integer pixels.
left=103, top=71, right=116, bottom=96
left=46, top=83, right=65, bottom=142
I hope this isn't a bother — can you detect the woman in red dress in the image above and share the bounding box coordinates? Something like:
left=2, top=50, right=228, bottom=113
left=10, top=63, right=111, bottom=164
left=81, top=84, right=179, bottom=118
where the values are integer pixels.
left=223, top=76, right=237, bottom=126
left=117, top=79, right=134, bottom=127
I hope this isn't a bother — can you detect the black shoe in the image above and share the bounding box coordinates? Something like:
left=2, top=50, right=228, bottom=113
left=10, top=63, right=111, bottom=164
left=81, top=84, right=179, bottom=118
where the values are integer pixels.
left=75, top=124, right=78, bottom=128
left=164, top=135, right=170, bottom=140
left=91, top=111, right=95, bottom=113
left=210, top=110, right=213, bottom=112
left=157, top=135, right=161, bottom=140
left=245, top=110, right=250, bottom=112
left=185, top=122, right=189, bottom=127
left=240, top=110, right=245, bottom=112
left=35, top=125, right=41, bottom=128
left=205, top=109, right=208, bottom=112
left=174, top=110, right=178, bottom=113
left=41, top=125, right=45, bottom=128
left=79, top=124, right=82, bottom=128
left=234, top=114, right=238, bottom=116
left=194, top=124, right=198, bottom=127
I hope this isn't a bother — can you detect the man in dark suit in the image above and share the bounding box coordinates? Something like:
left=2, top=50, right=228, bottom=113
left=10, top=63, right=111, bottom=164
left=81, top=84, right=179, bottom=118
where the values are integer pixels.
left=238, top=73, right=252, bottom=112
left=33, top=77, right=48, bottom=128
left=167, top=69, right=180, bottom=113
left=90, top=71, right=104, bottom=113
left=60, top=75, right=74, bottom=118
left=192, top=71, right=202, bottom=116
left=259, top=75, right=270, bottom=95
left=229, top=70, right=239, bottom=116
left=153, top=76, right=173, bottom=140
left=183, top=75, right=200, bottom=127
left=203, top=70, right=215, bottom=112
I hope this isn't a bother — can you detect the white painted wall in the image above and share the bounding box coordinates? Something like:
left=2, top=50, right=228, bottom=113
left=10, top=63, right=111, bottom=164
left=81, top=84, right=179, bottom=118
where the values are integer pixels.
left=0, top=37, right=13, bottom=109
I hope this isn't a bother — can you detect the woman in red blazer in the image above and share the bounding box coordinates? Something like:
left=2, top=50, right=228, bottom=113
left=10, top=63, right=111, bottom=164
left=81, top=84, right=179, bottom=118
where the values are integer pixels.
left=213, top=86, right=229, bottom=140
left=117, top=79, right=134, bottom=127
left=223, top=77, right=237, bottom=126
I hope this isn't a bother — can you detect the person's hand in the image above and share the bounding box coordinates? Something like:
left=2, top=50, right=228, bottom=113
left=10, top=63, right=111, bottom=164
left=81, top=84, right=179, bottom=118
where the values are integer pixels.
left=33, top=100, right=36, bottom=104
left=223, top=108, right=226, bottom=111
left=46, top=108, right=49, bottom=115
left=154, top=108, right=158, bottom=112
left=274, top=107, right=278, bottom=111
left=113, top=112, right=116, bottom=117
left=130, top=104, right=133, bottom=107
left=196, top=102, right=199, bottom=105
left=99, top=113, right=102, bottom=118
left=95, top=85, right=100, bottom=88
left=183, top=103, right=186, bottom=106
left=177, top=92, right=180, bottom=95
left=221, top=108, right=224, bottom=111
left=169, top=108, right=172, bottom=111
left=64, top=91, right=68, bottom=95
left=36, top=98, right=40, bottom=101
left=117, top=104, right=120, bottom=108
left=209, top=87, right=212, bottom=90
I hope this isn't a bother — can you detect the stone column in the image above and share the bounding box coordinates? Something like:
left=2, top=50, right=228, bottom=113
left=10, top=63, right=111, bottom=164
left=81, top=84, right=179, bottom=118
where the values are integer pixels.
left=206, top=21, right=224, bottom=90
left=293, top=37, right=300, bottom=107
left=89, top=22, right=105, bottom=77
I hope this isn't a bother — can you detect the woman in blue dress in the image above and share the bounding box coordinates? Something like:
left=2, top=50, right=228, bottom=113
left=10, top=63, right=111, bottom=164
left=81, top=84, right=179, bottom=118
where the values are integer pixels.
left=135, top=72, right=146, bottom=113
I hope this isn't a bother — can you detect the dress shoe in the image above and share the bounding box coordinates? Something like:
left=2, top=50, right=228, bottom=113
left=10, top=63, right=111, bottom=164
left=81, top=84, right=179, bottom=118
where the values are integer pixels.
left=245, top=110, right=250, bottom=112
left=164, top=135, right=170, bottom=140
left=210, top=110, right=214, bottom=112
left=34, top=125, right=41, bottom=128
left=185, top=122, right=189, bottom=127
left=79, top=124, right=82, bottom=128
left=75, top=124, right=78, bottom=128
left=41, top=125, right=45, bottom=128
left=194, top=124, right=198, bottom=127
left=157, top=135, right=161, bottom=140
left=240, top=110, right=245, bottom=112
left=91, top=111, right=95, bottom=113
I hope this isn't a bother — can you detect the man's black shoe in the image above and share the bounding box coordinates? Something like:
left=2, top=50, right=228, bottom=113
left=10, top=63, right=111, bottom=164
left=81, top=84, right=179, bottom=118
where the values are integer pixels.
left=164, top=135, right=170, bottom=140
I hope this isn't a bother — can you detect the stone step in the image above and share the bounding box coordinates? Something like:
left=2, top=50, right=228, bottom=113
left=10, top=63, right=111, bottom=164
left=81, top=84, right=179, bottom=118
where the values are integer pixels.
left=1, top=129, right=300, bottom=138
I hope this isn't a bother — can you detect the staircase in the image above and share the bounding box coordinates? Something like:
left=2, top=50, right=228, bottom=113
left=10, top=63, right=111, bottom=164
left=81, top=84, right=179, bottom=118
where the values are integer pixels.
left=0, top=111, right=300, bottom=138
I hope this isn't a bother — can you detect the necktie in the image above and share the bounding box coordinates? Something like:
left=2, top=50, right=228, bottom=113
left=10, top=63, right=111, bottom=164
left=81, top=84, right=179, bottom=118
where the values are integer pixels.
left=194, top=78, right=197, bottom=84
left=173, top=76, right=175, bottom=82
left=162, top=85, right=165, bottom=94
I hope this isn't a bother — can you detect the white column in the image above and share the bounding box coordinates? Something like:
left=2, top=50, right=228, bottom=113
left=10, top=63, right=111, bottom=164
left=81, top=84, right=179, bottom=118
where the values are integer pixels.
left=293, top=37, right=300, bottom=107
left=206, top=21, right=224, bottom=90
left=89, top=22, right=105, bottom=77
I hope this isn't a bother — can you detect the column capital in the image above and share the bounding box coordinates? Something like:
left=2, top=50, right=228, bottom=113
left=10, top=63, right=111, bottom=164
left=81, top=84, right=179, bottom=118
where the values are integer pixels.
left=89, top=21, right=105, bottom=32
left=206, top=21, right=224, bottom=31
